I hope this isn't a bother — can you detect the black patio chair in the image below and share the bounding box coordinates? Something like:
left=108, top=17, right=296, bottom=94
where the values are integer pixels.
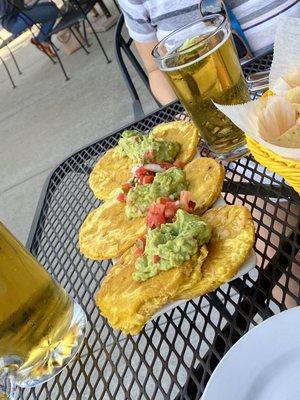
left=0, top=32, right=22, bottom=70
left=0, top=27, right=23, bottom=88
left=50, top=0, right=119, bottom=66
left=0, top=50, right=16, bottom=87
left=2, top=1, right=71, bottom=80
left=1, top=0, right=115, bottom=84
left=114, top=13, right=161, bottom=121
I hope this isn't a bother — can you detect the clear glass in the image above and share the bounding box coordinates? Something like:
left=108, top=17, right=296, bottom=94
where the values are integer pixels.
left=152, top=14, right=250, bottom=160
left=0, top=222, right=86, bottom=399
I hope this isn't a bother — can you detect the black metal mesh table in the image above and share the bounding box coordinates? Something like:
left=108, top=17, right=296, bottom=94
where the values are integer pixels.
left=23, top=53, right=299, bottom=400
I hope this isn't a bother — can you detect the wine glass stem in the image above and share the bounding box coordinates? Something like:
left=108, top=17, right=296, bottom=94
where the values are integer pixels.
left=0, top=371, right=17, bottom=400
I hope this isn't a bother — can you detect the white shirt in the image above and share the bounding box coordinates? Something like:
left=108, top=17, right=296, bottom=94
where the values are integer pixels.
left=118, top=0, right=300, bottom=55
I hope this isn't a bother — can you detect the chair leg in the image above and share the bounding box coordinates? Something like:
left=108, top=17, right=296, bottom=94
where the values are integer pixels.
left=97, top=0, right=111, bottom=17
left=50, top=42, right=70, bottom=81
left=84, top=17, right=111, bottom=63
left=82, top=20, right=91, bottom=47
left=29, top=30, right=57, bottom=65
left=5, top=44, right=22, bottom=75
left=41, top=47, right=57, bottom=65
left=69, top=26, right=90, bottom=55
left=51, top=42, right=60, bottom=52
left=112, top=0, right=120, bottom=12
left=1, top=56, right=16, bottom=88
left=133, top=99, right=145, bottom=120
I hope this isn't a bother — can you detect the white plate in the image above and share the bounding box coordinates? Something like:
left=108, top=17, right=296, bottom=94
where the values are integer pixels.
left=202, top=306, right=300, bottom=400
left=151, top=197, right=257, bottom=320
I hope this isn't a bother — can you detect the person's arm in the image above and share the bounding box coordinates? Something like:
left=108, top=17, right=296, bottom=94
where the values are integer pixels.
left=135, top=41, right=177, bottom=106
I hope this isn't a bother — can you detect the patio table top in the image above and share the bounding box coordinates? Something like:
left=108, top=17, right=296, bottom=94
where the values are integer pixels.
left=23, top=52, right=300, bottom=400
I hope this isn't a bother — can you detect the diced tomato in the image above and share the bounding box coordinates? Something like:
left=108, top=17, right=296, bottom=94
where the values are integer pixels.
left=134, top=247, right=144, bottom=257
left=188, top=200, right=196, bottom=211
left=142, top=175, right=154, bottom=185
left=135, top=235, right=146, bottom=249
left=144, top=149, right=154, bottom=162
left=149, top=203, right=165, bottom=215
left=173, top=160, right=184, bottom=169
left=180, top=190, right=191, bottom=203
left=121, top=183, right=133, bottom=193
left=180, top=190, right=198, bottom=212
left=134, top=166, right=148, bottom=179
left=159, top=196, right=172, bottom=205
left=135, top=166, right=155, bottom=184
left=164, top=201, right=180, bottom=219
left=146, top=212, right=166, bottom=229
left=134, top=235, right=146, bottom=257
left=117, top=192, right=127, bottom=203
left=159, top=162, right=174, bottom=170
left=179, top=190, right=197, bottom=212
left=153, top=254, right=161, bottom=263
left=180, top=190, right=191, bottom=210
left=164, top=208, right=175, bottom=219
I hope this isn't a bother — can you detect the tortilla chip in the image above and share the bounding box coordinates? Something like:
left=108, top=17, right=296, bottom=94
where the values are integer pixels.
left=285, top=86, right=300, bottom=113
left=285, top=68, right=300, bottom=88
left=257, top=96, right=297, bottom=142
left=96, top=245, right=208, bottom=335
left=285, top=86, right=300, bottom=104
left=184, top=158, right=225, bottom=214
left=89, top=148, right=134, bottom=201
left=176, top=205, right=255, bottom=300
left=270, top=124, right=300, bottom=148
left=293, top=104, right=300, bottom=113
left=151, top=121, right=199, bottom=164
left=79, top=200, right=146, bottom=260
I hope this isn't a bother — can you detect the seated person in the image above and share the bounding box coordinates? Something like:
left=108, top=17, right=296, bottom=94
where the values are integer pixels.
left=0, top=0, right=58, bottom=57
left=118, top=0, right=300, bottom=105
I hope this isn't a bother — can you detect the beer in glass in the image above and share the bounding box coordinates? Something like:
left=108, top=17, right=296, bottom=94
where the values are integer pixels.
left=0, top=223, right=86, bottom=398
left=152, top=14, right=250, bottom=159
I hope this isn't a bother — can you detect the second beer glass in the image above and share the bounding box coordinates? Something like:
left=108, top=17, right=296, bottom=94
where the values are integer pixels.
left=152, top=14, right=250, bottom=160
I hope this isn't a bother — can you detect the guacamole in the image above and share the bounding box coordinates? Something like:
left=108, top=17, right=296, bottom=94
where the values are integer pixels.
left=117, top=130, right=180, bottom=163
left=125, top=168, right=187, bottom=219
left=133, top=210, right=211, bottom=281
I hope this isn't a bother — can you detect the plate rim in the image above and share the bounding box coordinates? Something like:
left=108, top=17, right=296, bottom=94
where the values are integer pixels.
left=202, top=306, right=300, bottom=399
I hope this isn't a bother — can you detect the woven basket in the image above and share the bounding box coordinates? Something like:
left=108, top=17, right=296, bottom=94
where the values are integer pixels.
left=246, top=136, right=300, bottom=194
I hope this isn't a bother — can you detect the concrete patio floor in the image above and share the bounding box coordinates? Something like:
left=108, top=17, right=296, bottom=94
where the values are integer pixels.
left=0, top=9, right=157, bottom=244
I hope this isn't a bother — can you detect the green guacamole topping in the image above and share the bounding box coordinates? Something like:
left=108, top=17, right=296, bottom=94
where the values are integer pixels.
left=133, top=210, right=211, bottom=282
left=117, top=130, right=180, bottom=163
left=125, top=167, right=187, bottom=219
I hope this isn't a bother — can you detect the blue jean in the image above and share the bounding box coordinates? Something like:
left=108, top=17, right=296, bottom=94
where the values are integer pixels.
left=5, top=2, right=58, bottom=43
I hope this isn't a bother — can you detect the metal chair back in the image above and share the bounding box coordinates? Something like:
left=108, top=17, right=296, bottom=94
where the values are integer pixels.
left=114, top=13, right=161, bottom=120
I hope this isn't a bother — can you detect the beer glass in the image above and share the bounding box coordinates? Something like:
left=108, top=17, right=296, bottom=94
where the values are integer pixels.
left=0, top=223, right=86, bottom=399
left=152, top=14, right=250, bottom=160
